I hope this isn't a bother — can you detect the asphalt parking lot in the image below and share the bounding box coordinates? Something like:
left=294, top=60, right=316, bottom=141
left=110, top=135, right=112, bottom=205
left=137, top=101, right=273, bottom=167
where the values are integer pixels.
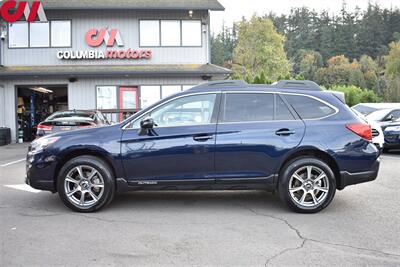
left=1, top=144, right=400, bottom=266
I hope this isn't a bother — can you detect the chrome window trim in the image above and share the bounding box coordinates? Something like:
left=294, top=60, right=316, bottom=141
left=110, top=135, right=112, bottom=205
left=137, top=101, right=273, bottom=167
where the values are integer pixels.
left=122, top=92, right=220, bottom=130
left=122, top=90, right=340, bottom=129
left=219, top=91, right=339, bottom=123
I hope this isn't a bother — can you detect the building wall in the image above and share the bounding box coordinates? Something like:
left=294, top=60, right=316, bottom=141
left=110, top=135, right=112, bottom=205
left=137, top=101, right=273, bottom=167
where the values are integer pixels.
left=0, top=76, right=204, bottom=142
left=3, top=10, right=209, bottom=66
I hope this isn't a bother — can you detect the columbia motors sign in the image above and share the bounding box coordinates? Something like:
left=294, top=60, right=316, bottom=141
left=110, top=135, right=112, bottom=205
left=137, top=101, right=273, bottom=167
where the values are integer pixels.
left=57, top=28, right=152, bottom=60
left=1, top=1, right=152, bottom=61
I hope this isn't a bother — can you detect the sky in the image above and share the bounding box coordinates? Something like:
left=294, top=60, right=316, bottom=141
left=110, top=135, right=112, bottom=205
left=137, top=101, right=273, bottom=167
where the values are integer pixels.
left=210, top=0, right=400, bottom=33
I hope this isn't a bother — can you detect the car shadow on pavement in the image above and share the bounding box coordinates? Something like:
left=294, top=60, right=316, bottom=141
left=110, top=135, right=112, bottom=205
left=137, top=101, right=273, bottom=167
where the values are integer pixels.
left=108, top=190, right=285, bottom=213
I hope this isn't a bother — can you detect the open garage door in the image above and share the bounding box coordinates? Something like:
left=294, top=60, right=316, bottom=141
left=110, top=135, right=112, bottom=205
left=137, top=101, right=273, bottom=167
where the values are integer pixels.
left=17, top=85, right=68, bottom=142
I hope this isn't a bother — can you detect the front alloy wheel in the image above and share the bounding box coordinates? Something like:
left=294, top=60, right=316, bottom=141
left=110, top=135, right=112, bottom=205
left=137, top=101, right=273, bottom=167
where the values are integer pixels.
left=64, top=165, right=105, bottom=208
left=58, top=156, right=115, bottom=212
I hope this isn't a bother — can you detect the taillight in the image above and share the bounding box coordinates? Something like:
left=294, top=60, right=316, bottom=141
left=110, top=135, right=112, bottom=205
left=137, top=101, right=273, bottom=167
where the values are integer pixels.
left=346, top=123, right=372, bottom=141
left=37, top=124, right=53, bottom=131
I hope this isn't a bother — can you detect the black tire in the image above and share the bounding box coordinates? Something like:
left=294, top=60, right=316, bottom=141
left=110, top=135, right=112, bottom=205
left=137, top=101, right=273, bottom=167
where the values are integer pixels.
left=57, top=156, right=115, bottom=212
left=278, top=157, right=336, bottom=213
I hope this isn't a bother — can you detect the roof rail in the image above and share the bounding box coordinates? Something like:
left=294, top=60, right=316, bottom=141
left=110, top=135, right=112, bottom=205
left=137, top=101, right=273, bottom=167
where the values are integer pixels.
left=271, top=80, right=322, bottom=91
left=190, top=80, right=247, bottom=90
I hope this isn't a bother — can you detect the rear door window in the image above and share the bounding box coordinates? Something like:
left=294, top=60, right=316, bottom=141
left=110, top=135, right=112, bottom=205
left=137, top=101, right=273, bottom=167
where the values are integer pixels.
left=221, top=93, right=274, bottom=122
left=276, top=95, right=295, bottom=120
left=284, top=94, right=336, bottom=119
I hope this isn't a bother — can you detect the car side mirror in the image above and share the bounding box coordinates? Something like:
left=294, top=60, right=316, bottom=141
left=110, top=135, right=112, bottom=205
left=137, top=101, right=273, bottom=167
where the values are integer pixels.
left=138, top=117, right=157, bottom=135
left=385, top=114, right=394, bottom=122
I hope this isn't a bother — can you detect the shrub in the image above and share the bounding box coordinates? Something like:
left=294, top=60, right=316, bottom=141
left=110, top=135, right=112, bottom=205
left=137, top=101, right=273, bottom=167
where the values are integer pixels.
left=328, top=85, right=380, bottom=106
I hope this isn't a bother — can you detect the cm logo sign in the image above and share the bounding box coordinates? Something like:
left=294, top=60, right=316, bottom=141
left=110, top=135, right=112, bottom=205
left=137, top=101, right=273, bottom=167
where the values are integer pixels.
left=0, top=0, right=47, bottom=23
left=85, top=28, right=124, bottom=47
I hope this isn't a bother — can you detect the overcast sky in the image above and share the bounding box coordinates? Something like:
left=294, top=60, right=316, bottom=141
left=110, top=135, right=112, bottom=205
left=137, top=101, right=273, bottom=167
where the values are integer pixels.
left=210, top=0, right=400, bottom=33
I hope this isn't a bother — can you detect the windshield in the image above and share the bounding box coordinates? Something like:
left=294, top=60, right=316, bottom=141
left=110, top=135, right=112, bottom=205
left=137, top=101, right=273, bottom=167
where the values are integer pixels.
left=366, top=109, right=391, bottom=121
left=352, top=105, right=378, bottom=115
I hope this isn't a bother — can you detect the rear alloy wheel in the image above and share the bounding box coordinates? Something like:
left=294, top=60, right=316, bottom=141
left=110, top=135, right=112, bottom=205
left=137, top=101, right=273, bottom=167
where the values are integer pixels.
left=288, top=166, right=329, bottom=207
left=279, top=157, right=336, bottom=213
left=58, top=156, right=115, bottom=212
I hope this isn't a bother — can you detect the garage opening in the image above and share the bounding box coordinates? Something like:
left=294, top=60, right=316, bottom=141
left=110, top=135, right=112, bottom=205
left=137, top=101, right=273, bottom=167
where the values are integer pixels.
left=17, top=85, right=68, bottom=142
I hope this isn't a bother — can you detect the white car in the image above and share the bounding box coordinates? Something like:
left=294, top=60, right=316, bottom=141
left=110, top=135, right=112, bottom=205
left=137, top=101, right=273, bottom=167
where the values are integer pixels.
left=352, top=103, right=400, bottom=116
left=352, top=109, right=384, bottom=150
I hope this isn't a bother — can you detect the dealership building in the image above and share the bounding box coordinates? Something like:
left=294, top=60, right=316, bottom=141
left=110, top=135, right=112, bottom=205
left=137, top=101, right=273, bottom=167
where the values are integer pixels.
left=0, top=0, right=230, bottom=142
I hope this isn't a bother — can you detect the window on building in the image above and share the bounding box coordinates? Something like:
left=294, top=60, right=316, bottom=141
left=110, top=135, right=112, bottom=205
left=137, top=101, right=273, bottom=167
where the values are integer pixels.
left=29, top=22, right=50, bottom=47
left=284, top=95, right=336, bottom=119
left=161, top=20, right=181, bottom=46
left=161, top=85, right=182, bottom=98
left=9, top=20, right=70, bottom=48
left=96, top=86, right=118, bottom=110
left=139, top=20, right=202, bottom=47
left=140, top=86, right=161, bottom=109
left=51, top=21, right=71, bottom=47
left=182, top=20, right=201, bottom=46
left=8, top=22, right=28, bottom=48
left=139, top=20, right=160, bottom=46
left=221, top=93, right=274, bottom=123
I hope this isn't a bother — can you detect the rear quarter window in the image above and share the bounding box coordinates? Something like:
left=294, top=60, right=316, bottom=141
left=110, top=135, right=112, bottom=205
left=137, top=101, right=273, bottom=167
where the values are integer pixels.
left=284, top=94, right=336, bottom=119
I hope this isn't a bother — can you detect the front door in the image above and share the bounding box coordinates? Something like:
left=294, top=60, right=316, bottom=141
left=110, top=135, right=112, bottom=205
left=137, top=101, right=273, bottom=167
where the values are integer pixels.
left=214, top=92, right=305, bottom=184
left=121, top=93, right=220, bottom=185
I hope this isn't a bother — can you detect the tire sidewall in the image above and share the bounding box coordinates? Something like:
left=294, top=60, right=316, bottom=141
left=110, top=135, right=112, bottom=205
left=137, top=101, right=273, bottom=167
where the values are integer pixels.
left=57, top=156, right=115, bottom=212
left=278, top=157, right=336, bottom=213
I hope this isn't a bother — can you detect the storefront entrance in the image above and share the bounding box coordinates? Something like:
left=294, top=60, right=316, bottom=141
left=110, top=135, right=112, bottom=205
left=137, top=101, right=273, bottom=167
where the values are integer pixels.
left=17, top=85, right=68, bottom=142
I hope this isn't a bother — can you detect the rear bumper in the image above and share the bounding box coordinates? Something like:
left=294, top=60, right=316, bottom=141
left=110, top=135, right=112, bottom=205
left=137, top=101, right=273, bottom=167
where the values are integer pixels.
left=338, top=157, right=380, bottom=190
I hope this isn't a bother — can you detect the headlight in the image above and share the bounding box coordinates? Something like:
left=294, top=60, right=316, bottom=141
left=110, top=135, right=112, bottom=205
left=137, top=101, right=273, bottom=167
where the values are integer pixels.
left=30, top=136, right=60, bottom=155
left=385, top=126, right=400, bottom=132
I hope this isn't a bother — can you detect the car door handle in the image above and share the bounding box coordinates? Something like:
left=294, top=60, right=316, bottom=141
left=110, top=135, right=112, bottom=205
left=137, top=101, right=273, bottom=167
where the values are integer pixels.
left=275, top=128, right=295, bottom=136
left=193, top=135, right=214, bottom=142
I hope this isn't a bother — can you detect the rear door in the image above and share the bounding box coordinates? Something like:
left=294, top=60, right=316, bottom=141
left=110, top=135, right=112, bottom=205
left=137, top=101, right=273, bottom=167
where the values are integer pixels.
left=214, top=92, right=305, bottom=184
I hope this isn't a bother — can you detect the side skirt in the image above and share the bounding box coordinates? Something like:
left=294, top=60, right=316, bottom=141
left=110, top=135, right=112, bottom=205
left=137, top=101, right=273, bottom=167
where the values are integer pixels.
left=115, top=176, right=277, bottom=193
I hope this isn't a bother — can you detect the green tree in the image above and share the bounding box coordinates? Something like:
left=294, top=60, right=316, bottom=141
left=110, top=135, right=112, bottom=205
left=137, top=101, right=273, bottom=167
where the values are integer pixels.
left=384, top=42, right=400, bottom=101
left=315, top=55, right=367, bottom=88
left=329, top=85, right=380, bottom=106
left=293, top=49, right=323, bottom=80
left=359, top=55, right=379, bottom=90
left=211, top=24, right=236, bottom=66
left=233, top=16, right=291, bottom=81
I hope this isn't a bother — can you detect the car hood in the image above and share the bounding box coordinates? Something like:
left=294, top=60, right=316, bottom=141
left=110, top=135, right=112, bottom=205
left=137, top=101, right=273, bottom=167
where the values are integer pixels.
left=43, top=123, right=121, bottom=139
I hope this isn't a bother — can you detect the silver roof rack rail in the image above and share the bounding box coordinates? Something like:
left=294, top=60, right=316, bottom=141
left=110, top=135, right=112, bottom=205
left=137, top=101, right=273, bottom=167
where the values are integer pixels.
left=271, top=80, right=322, bottom=91
left=190, top=80, right=247, bottom=90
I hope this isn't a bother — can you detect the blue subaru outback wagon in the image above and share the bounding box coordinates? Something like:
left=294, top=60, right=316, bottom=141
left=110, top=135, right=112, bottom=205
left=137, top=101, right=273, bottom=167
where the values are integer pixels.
left=26, top=80, right=380, bottom=213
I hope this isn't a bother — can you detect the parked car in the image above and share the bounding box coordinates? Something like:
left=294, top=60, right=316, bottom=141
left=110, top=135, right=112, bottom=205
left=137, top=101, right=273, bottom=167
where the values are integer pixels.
left=352, top=103, right=400, bottom=116
left=382, top=119, right=400, bottom=152
left=26, top=80, right=380, bottom=213
left=36, top=110, right=109, bottom=137
left=352, top=109, right=384, bottom=151
left=366, top=108, right=400, bottom=130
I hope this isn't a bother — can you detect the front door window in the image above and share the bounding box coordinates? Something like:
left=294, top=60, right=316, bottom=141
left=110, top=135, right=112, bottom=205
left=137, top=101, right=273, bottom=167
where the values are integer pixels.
left=131, top=94, right=217, bottom=128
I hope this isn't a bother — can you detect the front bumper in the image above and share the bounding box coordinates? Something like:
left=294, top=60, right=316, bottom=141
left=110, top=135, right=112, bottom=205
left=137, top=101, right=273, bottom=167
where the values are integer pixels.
left=338, top=157, right=380, bottom=189
left=25, top=150, right=58, bottom=192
